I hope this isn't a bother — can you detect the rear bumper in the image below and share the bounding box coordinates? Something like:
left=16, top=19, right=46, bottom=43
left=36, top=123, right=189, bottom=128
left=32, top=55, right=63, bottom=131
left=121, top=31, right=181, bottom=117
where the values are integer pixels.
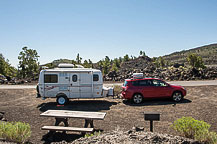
left=121, top=91, right=131, bottom=99
left=121, top=91, right=125, bottom=98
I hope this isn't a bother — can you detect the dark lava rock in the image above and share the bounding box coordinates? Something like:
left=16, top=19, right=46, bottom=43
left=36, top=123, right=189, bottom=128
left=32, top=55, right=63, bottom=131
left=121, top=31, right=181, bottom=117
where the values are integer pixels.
left=72, top=128, right=199, bottom=144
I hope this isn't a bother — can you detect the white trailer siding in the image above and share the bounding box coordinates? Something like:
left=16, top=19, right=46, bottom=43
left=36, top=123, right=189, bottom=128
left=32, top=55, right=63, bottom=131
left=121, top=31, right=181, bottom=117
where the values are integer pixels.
left=44, top=72, right=61, bottom=98
left=38, top=68, right=103, bottom=100
left=93, top=72, right=103, bottom=98
left=69, top=72, right=80, bottom=98
left=80, top=72, right=92, bottom=98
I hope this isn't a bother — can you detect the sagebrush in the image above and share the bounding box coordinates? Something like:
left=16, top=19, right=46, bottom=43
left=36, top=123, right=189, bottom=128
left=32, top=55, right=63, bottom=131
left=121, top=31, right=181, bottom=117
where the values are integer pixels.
left=0, top=121, right=31, bottom=144
left=172, top=116, right=217, bottom=144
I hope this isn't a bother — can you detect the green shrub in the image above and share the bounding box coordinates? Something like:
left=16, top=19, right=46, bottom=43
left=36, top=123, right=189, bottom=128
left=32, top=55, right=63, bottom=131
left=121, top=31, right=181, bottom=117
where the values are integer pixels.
left=187, top=53, right=206, bottom=69
left=171, top=117, right=217, bottom=144
left=114, top=85, right=122, bottom=96
left=0, top=121, right=31, bottom=144
left=85, top=131, right=101, bottom=138
left=206, top=132, right=217, bottom=144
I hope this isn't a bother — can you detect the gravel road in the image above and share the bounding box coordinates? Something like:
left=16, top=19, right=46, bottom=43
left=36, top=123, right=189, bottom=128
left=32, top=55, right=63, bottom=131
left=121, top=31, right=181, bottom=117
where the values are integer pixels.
left=0, top=80, right=217, bottom=89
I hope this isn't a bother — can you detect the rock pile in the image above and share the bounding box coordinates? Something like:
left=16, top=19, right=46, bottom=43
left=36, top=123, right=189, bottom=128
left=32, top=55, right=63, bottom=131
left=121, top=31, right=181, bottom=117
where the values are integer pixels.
left=144, top=67, right=217, bottom=81
left=72, top=127, right=198, bottom=144
left=103, top=56, right=217, bottom=81
left=104, top=56, right=156, bottom=81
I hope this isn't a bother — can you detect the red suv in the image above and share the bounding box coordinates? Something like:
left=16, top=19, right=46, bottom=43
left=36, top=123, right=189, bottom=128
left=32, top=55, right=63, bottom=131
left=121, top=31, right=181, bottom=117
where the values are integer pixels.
left=121, top=78, right=186, bottom=104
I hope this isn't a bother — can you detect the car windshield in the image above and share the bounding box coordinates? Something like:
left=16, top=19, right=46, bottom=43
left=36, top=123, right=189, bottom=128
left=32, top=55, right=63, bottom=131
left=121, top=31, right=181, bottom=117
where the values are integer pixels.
left=124, top=81, right=128, bottom=86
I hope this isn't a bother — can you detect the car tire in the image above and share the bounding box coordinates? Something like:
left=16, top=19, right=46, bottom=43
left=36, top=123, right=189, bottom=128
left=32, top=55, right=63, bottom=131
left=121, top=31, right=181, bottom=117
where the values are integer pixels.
left=172, top=91, right=183, bottom=102
left=56, top=95, right=68, bottom=105
left=132, top=94, right=143, bottom=104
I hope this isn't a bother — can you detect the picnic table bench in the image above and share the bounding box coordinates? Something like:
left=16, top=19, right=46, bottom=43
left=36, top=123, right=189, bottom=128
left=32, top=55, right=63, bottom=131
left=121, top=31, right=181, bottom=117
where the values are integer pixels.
left=40, top=110, right=106, bottom=134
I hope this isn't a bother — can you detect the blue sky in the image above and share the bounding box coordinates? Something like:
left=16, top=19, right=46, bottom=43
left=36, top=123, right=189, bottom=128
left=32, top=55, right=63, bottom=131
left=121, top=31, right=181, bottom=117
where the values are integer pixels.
left=0, top=0, right=217, bottom=67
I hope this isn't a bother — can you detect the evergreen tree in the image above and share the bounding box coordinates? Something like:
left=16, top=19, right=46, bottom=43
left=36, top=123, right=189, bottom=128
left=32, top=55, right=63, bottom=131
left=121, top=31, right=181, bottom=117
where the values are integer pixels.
left=123, top=54, right=130, bottom=62
left=83, top=60, right=89, bottom=68
left=76, top=53, right=82, bottom=64
left=139, top=51, right=146, bottom=56
left=18, top=47, right=40, bottom=79
left=0, top=53, right=17, bottom=78
left=187, top=53, right=205, bottom=69
left=102, top=56, right=111, bottom=75
left=158, top=56, right=165, bottom=68
left=88, top=59, right=93, bottom=68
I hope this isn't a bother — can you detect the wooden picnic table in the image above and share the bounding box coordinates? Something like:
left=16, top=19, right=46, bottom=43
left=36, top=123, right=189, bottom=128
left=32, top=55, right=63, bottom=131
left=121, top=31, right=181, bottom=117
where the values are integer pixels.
left=40, top=110, right=106, bottom=120
left=40, top=110, right=106, bottom=133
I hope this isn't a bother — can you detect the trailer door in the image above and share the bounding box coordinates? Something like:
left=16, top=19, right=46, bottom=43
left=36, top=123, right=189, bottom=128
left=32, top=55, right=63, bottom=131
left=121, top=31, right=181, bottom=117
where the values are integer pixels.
left=69, top=73, right=80, bottom=98
left=80, top=72, right=92, bottom=98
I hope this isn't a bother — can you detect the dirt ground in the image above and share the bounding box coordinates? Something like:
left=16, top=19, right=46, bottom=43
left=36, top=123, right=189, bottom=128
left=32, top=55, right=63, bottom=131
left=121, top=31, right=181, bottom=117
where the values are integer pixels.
left=0, top=86, right=217, bottom=144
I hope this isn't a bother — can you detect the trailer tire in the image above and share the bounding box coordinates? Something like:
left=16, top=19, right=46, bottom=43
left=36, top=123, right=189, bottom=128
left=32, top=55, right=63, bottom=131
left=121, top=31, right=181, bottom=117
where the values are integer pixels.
left=56, top=95, right=68, bottom=105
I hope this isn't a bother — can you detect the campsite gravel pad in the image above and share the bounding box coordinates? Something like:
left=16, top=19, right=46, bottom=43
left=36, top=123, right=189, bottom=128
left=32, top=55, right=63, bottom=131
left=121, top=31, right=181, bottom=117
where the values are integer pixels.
left=0, top=85, right=216, bottom=143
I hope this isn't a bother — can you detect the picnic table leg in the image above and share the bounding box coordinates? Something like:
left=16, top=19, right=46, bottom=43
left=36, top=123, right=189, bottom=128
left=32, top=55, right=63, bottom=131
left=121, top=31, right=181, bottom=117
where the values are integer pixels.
left=54, top=118, right=69, bottom=126
left=54, top=118, right=68, bottom=134
left=45, top=118, right=69, bottom=141
left=84, top=119, right=94, bottom=128
left=82, top=119, right=94, bottom=135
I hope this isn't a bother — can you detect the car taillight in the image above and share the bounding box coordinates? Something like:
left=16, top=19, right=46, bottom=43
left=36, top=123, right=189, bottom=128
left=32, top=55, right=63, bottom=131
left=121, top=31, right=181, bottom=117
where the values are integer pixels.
left=122, top=87, right=126, bottom=92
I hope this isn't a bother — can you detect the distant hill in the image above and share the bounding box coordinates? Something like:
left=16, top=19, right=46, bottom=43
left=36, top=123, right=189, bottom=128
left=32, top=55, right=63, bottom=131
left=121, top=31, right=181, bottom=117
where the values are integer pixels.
left=41, top=59, right=74, bottom=68
left=41, top=43, right=217, bottom=69
left=163, top=43, right=217, bottom=66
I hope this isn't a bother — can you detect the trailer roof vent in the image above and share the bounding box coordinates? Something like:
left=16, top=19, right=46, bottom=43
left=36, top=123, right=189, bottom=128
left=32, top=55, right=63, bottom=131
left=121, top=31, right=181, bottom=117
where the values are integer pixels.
left=58, top=63, right=75, bottom=68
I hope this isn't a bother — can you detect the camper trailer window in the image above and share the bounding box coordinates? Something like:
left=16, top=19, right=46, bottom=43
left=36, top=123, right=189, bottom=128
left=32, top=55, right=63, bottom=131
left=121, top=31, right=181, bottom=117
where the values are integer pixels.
left=44, top=74, right=58, bottom=83
left=72, top=75, right=77, bottom=82
left=93, top=74, right=99, bottom=81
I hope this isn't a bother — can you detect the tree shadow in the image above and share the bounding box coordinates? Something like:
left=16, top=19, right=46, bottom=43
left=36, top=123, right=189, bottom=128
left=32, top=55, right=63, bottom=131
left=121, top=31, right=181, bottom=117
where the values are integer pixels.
left=123, top=98, right=192, bottom=106
left=37, top=100, right=118, bottom=112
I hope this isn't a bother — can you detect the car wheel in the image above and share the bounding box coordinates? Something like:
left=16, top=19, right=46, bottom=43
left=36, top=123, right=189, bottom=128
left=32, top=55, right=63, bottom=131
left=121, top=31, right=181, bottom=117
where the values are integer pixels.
left=132, top=94, right=143, bottom=104
left=172, top=91, right=183, bottom=102
left=56, top=95, right=68, bottom=105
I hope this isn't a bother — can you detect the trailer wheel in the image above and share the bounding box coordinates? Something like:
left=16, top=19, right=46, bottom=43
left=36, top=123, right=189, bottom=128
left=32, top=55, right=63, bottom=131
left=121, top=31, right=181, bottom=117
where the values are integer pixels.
left=56, top=95, right=68, bottom=105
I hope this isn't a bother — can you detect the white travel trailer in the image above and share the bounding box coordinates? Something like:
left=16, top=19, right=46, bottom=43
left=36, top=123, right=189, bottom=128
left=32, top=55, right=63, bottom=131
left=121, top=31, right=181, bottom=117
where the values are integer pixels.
left=37, top=64, right=106, bottom=105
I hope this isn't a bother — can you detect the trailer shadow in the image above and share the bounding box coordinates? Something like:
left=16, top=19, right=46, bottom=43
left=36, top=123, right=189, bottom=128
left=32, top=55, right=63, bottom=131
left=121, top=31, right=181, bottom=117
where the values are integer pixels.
left=123, top=98, right=192, bottom=107
left=37, top=100, right=118, bottom=112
